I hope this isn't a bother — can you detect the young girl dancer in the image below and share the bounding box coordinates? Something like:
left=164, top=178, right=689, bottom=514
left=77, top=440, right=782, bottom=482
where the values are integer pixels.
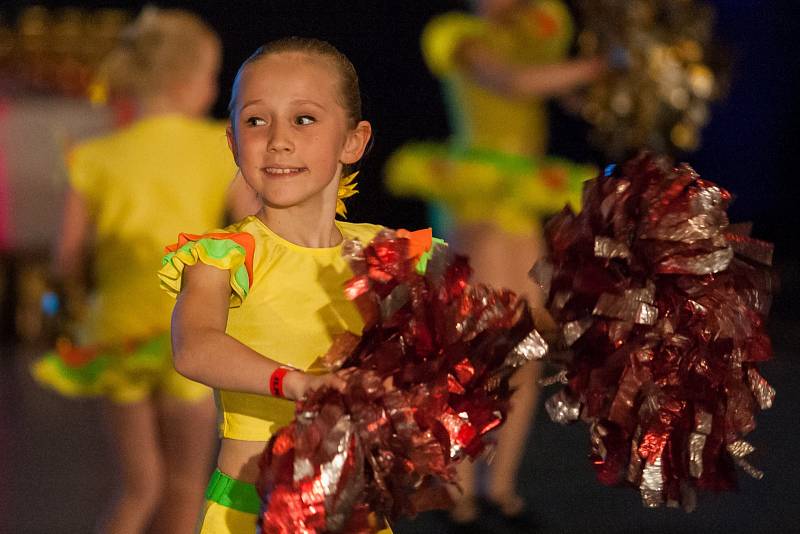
left=159, top=38, right=399, bottom=533
left=32, top=9, right=256, bottom=533
left=386, top=0, right=605, bottom=528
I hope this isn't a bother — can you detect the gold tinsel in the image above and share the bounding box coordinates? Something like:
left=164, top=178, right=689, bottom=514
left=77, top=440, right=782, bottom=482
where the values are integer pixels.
left=573, top=0, right=728, bottom=157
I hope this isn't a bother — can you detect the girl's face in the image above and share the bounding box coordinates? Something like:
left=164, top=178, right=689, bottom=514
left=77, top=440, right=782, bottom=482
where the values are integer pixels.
left=227, top=52, right=371, bottom=214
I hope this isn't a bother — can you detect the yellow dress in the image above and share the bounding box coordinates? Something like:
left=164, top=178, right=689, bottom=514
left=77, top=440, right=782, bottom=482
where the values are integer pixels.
left=158, top=216, right=393, bottom=533
left=32, top=114, right=236, bottom=403
left=386, top=2, right=596, bottom=235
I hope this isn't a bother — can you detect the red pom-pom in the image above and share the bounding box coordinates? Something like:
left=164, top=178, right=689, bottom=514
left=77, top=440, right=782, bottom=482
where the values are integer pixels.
left=536, top=152, right=776, bottom=511
left=257, top=229, right=546, bottom=532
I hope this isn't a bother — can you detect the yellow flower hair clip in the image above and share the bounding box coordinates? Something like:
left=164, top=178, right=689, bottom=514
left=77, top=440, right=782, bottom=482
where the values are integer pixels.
left=336, top=171, right=359, bottom=218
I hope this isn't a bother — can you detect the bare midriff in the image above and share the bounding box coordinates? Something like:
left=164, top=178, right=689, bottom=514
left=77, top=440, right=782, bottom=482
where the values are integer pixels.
left=217, top=437, right=268, bottom=483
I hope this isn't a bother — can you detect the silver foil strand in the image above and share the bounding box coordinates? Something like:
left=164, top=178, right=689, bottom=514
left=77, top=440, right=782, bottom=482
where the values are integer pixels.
left=594, top=236, right=632, bottom=261
left=545, top=390, right=581, bottom=424
left=747, top=368, right=776, bottom=410
left=657, top=245, right=733, bottom=275
left=626, top=426, right=643, bottom=485
left=505, top=329, right=548, bottom=367
left=640, top=456, right=665, bottom=508
left=593, top=292, right=659, bottom=325
left=689, top=410, right=714, bottom=478
left=688, top=433, right=707, bottom=478
left=727, top=440, right=764, bottom=480
left=590, top=422, right=609, bottom=461
left=551, top=291, right=572, bottom=314
left=563, top=317, right=593, bottom=346
left=538, top=369, right=568, bottom=387
left=322, top=417, right=364, bottom=532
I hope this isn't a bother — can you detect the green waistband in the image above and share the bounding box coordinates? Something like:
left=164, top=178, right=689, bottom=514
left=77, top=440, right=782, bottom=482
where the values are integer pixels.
left=205, top=469, right=261, bottom=515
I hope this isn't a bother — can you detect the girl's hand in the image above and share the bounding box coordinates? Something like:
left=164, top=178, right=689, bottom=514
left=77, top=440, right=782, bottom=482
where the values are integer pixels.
left=282, top=368, right=355, bottom=401
left=582, top=55, right=609, bottom=80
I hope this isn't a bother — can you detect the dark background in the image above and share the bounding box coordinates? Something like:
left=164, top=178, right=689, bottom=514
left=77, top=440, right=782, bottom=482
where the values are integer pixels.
left=2, top=1, right=798, bottom=532
left=3, top=0, right=798, bottom=252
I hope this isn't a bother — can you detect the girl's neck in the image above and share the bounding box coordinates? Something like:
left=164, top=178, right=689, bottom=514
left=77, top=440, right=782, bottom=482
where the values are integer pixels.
left=256, top=201, right=342, bottom=249
left=139, top=94, right=191, bottom=119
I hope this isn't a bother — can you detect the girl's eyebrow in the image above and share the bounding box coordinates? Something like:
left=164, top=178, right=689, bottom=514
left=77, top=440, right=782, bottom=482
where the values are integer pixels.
left=292, top=98, right=325, bottom=110
left=239, top=99, right=264, bottom=111
left=239, top=98, right=325, bottom=112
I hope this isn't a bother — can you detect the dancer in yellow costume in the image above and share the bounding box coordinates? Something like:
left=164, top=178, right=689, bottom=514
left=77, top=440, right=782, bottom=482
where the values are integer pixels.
left=31, top=8, right=257, bottom=533
left=159, top=38, right=406, bottom=533
left=386, top=0, right=605, bottom=528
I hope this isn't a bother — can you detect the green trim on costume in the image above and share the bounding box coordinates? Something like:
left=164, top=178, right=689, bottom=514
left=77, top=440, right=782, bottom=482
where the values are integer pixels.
left=31, top=333, right=170, bottom=398
left=205, top=469, right=261, bottom=515
left=52, top=353, right=110, bottom=384
left=159, top=237, right=250, bottom=305
left=416, top=237, right=447, bottom=274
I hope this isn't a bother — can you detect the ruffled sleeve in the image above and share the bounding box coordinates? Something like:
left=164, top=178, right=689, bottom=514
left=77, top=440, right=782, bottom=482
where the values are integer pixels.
left=158, top=231, right=255, bottom=307
left=422, top=12, right=487, bottom=76
left=396, top=227, right=447, bottom=274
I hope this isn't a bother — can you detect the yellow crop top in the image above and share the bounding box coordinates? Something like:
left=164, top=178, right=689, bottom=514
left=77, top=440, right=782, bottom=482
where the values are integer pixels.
left=159, top=215, right=384, bottom=441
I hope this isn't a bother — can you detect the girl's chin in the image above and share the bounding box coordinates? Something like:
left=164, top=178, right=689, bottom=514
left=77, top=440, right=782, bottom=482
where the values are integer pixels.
left=262, top=196, right=332, bottom=212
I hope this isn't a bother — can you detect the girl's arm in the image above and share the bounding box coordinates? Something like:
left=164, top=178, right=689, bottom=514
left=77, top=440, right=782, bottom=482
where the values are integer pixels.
left=56, top=186, right=91, bottom=279
left=171, top=261, right=346, bottom=400
left=226, top=170, right=262, bottom=222
left=55, top=186, right=92, bottom=315
left=456, top=39, right=605, bottom=99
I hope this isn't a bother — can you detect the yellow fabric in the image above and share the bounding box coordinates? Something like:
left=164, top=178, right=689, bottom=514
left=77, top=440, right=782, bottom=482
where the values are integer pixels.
left=387, top=2, right=594, bottom=235
left=68, top=114, right=236, bottom=346
left=31, top=333, right=209, bottom=404
left=199, top=500, right=258, bottom=534
left=386, top=143, right=592, bottom=235
left=160, top=215, right=383, bottom=442
left=421, top=3, right=574, bottom=156
left=422, top=12, right=487, bottom=77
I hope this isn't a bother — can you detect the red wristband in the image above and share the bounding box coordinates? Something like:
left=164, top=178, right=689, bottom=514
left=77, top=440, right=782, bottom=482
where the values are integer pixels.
left=269, top=366, right=292, bottom=398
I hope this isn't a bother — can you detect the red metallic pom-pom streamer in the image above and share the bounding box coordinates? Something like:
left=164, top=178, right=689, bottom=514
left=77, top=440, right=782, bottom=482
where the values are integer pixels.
left=257, top=229, right=547, bottom=532
left=535, top=152, right=775, bottom=510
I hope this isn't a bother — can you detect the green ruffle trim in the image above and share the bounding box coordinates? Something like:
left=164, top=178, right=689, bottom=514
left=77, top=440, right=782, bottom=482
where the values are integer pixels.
left=416, top=237, right=447, bottom=274
left=386, top=142, right=596, bottom=234
left=31, top=334, right=168, bottom=400
left=159, top=237, right=250, bottom=307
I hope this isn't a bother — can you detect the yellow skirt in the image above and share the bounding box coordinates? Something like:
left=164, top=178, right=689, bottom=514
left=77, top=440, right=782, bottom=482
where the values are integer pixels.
left=386, top=142, right=596, bottom=235
left=31, top=333, right=209, bottom=404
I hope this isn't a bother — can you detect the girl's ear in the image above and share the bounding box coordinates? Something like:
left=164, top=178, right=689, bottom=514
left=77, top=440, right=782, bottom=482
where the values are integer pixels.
left=340, top=120, right=373, bottom=165
left=226, top=124, right=240, bottom=166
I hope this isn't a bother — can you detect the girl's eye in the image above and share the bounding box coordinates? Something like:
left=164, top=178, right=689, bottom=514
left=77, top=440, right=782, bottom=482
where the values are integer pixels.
left=296, top=115, right=315, bottom=125
left=245, top=117, right=266, bottom=127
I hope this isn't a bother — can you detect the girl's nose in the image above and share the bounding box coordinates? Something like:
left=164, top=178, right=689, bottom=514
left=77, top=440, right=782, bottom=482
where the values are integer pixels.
left=267, top=124, right=293, bottom=153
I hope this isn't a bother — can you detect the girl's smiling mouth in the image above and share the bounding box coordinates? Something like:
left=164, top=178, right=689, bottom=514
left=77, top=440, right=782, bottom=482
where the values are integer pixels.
left=262, top=166, right=307, bottom=176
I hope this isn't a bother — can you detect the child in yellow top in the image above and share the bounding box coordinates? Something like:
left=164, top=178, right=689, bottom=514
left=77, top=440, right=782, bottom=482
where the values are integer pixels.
left=31, top=8, right=257, bottom=533
left=386, top=0, right=605, bottom=527
left=158, top=38, right=397, bottom=533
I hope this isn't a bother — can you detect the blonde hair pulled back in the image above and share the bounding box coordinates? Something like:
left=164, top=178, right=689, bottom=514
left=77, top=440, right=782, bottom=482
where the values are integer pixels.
left=95, top=6, right=219, bottom=100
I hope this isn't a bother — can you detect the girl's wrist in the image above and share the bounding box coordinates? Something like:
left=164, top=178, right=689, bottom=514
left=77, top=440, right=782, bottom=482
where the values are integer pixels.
left=279, top=369, right=307, bottom=401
